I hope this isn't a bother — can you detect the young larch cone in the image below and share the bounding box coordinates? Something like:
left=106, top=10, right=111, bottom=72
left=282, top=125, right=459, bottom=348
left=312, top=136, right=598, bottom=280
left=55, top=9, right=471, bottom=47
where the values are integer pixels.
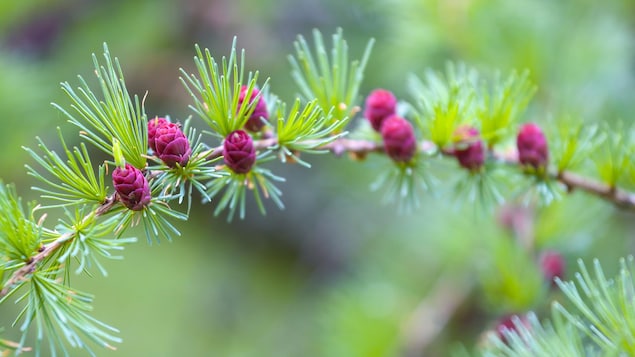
left=539, top=250, right=565, bottom=287
left=147, top=117, right=168, bottom=152
left=112, top=164, right=151, bottom=211
left=380, top=115, right=417, bottom=163
left=154, top=122, right=191, bottom=168
left=364, top=89, right=397, bottom=132
left=223, top=130, right=256, bottom=174
left=452, top=125, right=485, bottom=171
left=517, top=123, right=548, bottom=169
left=238, top=86, right=269, bottom=132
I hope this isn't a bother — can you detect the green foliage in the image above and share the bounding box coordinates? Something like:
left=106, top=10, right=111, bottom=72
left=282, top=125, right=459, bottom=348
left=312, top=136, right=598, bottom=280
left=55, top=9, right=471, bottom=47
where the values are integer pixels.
left=481, top=311, right=585, bottom=357
left=24, top=128, right=107, bottom=208
left=453, top=166, right=509, bottom=208
left=515, top=178, right=562, bottom=208
left=477, top=70, right=535, bottom=147
left=0, top=181, right=41, bottom=263
left=557, top=257, right=635, bottom=354
left=551, top=120, right=604, bottom=173
left=180, top=41, right=266, bottom=137
left=404, top=64, right=540, bottom=208
left=0, top=42, right=198, bottom=355
left=409, top=63, right=479, bottom=148
left=9, top=269, right=121, bottom=357
left=149, top=119, right=221, bottom=212
left=479, top=233, right=545, bottom=312
left=110, top=196, right=187, bottom=244
left=181, top=38, right=301, bottom=220
left=409, top=64, right=535, bottom=150
left=206, top=166, right=285, bottom=221
left=593, top=123, right=632, bottom=188
left=482, top=257, right=635, bottom=356
left=370, top=163, right=431, bottom=211
left=0, top=196, right=136, bottom=356
left=53, top=43, right=148, bottom=169
left=55, top=209, right=137, bottom=277
left=289, top=28, right=374, bottom=129
left=275, top=99, right=343, bottom=167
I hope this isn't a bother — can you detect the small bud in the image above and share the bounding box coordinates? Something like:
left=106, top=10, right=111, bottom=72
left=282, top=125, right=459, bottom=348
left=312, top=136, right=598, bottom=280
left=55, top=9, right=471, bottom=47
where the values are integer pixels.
left=112, top=164, right=151, bottom=211
left=539, top=250, right=565, bottom=287
left=223, top=130, right=256, bottom=174
left=380, top=115, right=417, bottom=163
left=154, top=122, right=191, bottom=168
left=517, top=123, right=548, bottom=169
left=364, top=89, right=397, bottom=132
left=452, top=125, right=484, bottom=171
left=495, top=314, right=529, bottom=345
left=147, top=117, right=169, bottom=152
left=238, top=86, right=269, bottom=132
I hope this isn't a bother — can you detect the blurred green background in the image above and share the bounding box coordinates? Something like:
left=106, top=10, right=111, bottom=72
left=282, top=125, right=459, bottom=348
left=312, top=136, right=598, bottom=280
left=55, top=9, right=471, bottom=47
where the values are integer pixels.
left=1, top=0, right=634, bottom=356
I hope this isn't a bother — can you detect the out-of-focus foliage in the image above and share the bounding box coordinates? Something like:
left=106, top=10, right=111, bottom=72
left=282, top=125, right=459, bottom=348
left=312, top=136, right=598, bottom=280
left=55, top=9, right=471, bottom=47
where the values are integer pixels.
left=0, top=0, right=634, bottom=356
left=481, top=257, right=635, bottom=357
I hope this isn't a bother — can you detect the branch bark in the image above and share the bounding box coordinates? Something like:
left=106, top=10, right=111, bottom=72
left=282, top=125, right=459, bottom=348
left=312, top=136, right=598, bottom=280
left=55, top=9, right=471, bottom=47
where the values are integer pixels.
left=556, top=171, right=635, bottom=208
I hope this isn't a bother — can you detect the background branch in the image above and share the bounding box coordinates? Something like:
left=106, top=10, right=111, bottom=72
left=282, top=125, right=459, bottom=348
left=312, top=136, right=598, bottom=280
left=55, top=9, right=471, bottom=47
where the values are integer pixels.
left=400, top=278, right=474, bottom=357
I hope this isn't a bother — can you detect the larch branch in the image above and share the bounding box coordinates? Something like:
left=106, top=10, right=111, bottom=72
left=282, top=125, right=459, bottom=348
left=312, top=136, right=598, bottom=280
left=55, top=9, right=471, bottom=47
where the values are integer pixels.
left=0, top=195, right=117, bottom=299
left=209, top=136, right=635, bottom=211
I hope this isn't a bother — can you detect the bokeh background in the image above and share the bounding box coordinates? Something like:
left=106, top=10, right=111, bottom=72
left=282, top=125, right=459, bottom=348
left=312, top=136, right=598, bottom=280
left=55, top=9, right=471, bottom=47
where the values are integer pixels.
left=1, top=0, right=635, bottom=356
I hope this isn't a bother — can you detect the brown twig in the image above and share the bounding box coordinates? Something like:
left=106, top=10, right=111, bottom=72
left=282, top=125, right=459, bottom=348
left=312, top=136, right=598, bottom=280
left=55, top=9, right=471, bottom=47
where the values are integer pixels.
left=0, top=195, right=117, bottom=299
left=556, top=171, right=635, bottom=208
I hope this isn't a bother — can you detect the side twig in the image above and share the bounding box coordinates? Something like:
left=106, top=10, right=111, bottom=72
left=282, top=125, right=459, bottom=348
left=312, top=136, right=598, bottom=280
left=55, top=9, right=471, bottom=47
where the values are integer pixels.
left=0, top=195, right=117, bottom=299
